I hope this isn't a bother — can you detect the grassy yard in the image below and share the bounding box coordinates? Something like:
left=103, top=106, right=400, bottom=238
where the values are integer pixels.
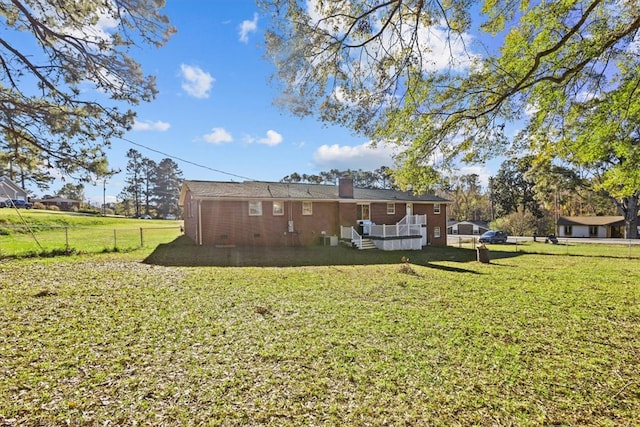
left=0, top=209, right=182, bottom=256
left=1, top=239, right=639, bottom=425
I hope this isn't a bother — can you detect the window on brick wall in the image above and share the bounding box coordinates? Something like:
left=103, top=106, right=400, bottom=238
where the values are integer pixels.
left=434, top=203, right=441, bottom=214
left=302, top=201, right=313, bottom=215
left=387, top=203, right=395, bottom=214
left=248, top=201, right=262, bottom=216
left=273, top=201, right=284, bottom=216
left=434, top=226, right=441, bottom=238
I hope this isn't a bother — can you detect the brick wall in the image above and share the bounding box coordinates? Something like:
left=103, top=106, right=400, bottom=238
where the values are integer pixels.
left=198, top=200, right=340, bottom=246
left=413, top=203, right=447, bottom=247
left=183, top=193, right=448, bottom=247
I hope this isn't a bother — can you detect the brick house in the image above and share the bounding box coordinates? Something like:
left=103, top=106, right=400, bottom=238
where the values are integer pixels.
left=37, top=197, right=81, bottom=211
left=179, top=178, right=450, bottom=249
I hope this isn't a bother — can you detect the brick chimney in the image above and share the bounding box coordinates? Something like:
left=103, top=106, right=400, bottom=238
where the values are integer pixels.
left=338, top=177, right=354, bottom=198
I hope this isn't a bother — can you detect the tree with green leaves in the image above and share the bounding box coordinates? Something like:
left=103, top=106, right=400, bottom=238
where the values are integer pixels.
left=56, top=182, right=85, bottom=202
left=1, top=130, right=54, bottom=191
left=281, top=167, right=397, bottom=189
left=525, top=65, right=640, bottom=238
left=141, top=158, right=157, bottom=216
left=153, top=158, right=183, bottom=218
left=440, top=173, right=488, bottom=221
left=262, top=0, right=640, bottom=234
left=120, top=149, right=145, bottom=217
left=490, top=157, right=541, bottom=219
left=0, top=0, right=175, bottom=183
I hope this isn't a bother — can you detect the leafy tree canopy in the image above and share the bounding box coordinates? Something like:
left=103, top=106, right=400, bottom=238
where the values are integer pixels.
left=56, top=182, right=85, bottom=201
left=0, top=0, right=175, bottom=181
left=281, top=167, right=396, bottom=189
left=261, top=0, right=639, bottom=192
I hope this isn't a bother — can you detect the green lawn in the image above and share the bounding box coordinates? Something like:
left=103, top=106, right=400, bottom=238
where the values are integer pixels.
left=0, top=209, right=182, bottom=256
left=1, top=239, right=639, bottom=425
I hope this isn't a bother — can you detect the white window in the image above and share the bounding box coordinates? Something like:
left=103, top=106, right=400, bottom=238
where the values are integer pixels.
left=248, top=201, right=262, bottom=216
left=387, top=203, right=395, bottom=215
left=434, top=203, right=441, bottom=214
left=302, top=201, right=313, bottom=215
left=434, top=226, right=441, bottom=238
left=273, top=201, right=284, bottom=216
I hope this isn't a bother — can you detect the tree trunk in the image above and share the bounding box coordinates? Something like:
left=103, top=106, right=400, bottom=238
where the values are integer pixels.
left=623, top=195, right=638, bottom=239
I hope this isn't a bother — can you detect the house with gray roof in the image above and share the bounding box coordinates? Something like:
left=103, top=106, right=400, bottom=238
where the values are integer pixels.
left=179, top=178, right=450, bottom=249
left=0, top=176, right=28, bottom=204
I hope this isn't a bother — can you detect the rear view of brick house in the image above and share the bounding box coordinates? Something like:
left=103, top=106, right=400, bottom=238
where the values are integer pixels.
left=179, top=178, right=449, bottom=249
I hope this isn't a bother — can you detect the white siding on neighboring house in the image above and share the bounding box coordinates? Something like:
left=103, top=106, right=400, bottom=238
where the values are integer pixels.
left=0, top=176, right=28, bottom=200
left=559, top=225, right=607, bottom=238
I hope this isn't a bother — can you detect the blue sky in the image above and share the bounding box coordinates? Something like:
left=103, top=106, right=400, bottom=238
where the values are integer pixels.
left=32, top=1, right=497, bottom=204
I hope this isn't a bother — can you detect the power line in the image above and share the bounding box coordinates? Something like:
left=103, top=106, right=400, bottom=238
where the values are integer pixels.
left=117, top=136, right=257, bottom=181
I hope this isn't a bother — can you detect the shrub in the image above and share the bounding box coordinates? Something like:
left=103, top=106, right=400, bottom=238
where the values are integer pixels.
left=32, top=202, right=46, bottom=210
left=46, top=205, right=61, bottom=211
left=491, top=211, right=539, bottom=236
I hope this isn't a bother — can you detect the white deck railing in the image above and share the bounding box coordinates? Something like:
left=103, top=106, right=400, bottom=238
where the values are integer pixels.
left=369, top=223, right=422, bottom=238
left=341, top=225, right=362, bottom=248
left=341, top=215, right=427, bottom=250
left=398, top=214, right=427, bottom=225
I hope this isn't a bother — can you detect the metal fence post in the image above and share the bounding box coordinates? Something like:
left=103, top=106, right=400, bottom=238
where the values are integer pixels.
left=140, top=227, right=144, bottom=247
left=65, top=227, right=69, bottom=253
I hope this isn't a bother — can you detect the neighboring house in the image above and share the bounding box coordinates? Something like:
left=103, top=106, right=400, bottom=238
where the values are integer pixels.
left=37, top=197, right=81, bottom=211
left=0, top=176, right=28, bottom=203
left=179, top=178, right=450, bottom=249
left=557, top=216, right=628, bottom=238
left=447, top=220, right=489, bottom=236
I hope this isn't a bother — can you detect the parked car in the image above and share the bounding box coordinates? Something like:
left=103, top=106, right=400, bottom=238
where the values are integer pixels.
left=6, top=199, right=33, bottom=209
left=0, top=199, right=9, bottom=208
left=139, top=214, right=152, bottom=219
left=479, top=230, right=508, bottom=244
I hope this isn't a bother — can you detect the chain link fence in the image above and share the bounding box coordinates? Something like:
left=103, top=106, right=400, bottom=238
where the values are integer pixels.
left=0, top=225, right=183, bottom=256
left=448, top=235, right=640, bottom=259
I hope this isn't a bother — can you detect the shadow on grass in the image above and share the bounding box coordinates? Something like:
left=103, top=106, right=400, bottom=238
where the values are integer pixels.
left=143, top=236, right=524, bottom=268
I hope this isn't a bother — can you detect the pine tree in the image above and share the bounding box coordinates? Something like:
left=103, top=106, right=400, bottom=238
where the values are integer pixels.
left=153, top=159, right=183, bottom=218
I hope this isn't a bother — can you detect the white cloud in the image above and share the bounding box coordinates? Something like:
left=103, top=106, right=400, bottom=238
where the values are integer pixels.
left=239, top=13, right=258, bottom=43
left=133, top=120, right=170, bottom=131
left=180, top=64, right=214, bottom=99
left=244, top=130, right=284, bottom=146
left=203, top=127, right=233, bottom=144
left=258, top=130, right=283, bottom=146
left=313, top=141, right=397, bottom=170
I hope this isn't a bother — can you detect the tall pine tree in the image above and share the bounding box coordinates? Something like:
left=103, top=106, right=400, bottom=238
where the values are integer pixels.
left=153, top=158, right=183, bottom=218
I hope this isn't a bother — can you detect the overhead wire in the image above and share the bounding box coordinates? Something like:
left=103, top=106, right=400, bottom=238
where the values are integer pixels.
left=116, top=136, right=257, bottom=182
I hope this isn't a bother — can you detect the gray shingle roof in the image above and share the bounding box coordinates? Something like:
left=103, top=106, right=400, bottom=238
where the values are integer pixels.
left=181, top=180, right=449, bottom=203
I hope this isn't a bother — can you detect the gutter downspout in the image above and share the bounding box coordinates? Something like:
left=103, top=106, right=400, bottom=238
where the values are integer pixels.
left=198, top=199, right=203, bottom=245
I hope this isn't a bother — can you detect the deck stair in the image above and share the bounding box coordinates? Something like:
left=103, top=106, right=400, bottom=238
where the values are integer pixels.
left=358, top=238, right=376, bottom=250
